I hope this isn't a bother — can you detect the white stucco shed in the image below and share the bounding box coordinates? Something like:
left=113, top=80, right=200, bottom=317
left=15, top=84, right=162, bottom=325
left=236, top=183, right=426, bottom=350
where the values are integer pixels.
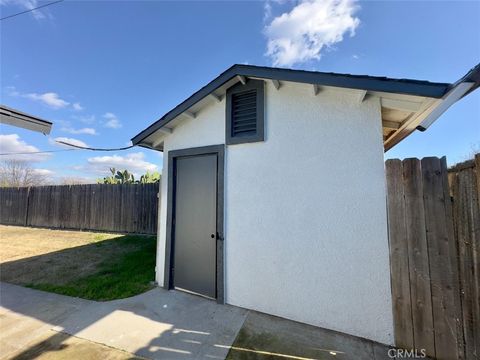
left=131, top=64, right=479, bottom=345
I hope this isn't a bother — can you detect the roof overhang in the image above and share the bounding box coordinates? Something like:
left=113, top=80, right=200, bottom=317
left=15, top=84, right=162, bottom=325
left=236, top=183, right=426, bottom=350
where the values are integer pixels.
left=132, top=63, right=479, bottom=152
left=384, top=63, right=480, bottom=150
left=0, top=105, right=52, bottom=135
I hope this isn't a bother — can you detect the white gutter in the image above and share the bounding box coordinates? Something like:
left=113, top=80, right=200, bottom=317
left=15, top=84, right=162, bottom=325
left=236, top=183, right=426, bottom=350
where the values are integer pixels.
left=384, top=63, right=479, bottom=152
left=0, top=105, right=52, bottom=135
left=417, top=81, right=475, bottom=131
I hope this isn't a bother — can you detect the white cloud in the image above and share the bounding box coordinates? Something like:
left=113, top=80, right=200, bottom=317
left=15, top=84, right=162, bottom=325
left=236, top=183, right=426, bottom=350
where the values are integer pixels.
left=0, top=134, right=51, bottom=162
left=33, top=168, right=54, bottom=176
left=51, top=137, right=88, bottom=148
left=264, top=1, right=273, bottom=22
left=353, top=54, right=359, bottom=59
left=25, top=92, right=69, bottom=109
left=0, top=0, right=48, bottom=20
left=61, top=127, right=97, bottom=135
left=72, top=102, right=83, bottom=111
left=5, top=86, right=19, bottom=97
left=103, top=112, right=122, bottom=129
left=72, top=114, right=96, bottom=124
left=5, top=86, right=84, bottom=111
left=85, top=152, right=157, bottom=177
left=264, top=0, right=290, bottom=23
left=264, top=0, right=360, bottom=66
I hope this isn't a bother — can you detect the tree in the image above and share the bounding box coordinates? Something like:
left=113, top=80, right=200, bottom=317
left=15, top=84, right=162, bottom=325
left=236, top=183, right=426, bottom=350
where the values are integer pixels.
left=97, top=168, right=160, bottom=184
left=0, top=160, right=50, bottom=187
left=139, top=170, right=161, bottom=184
left=97, top=168, right=134, bottom=184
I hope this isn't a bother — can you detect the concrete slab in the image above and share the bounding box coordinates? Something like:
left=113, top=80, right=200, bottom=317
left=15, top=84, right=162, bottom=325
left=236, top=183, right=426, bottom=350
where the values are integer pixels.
left=59, top=288, right=248, bottom=359
left=0, top=283, right=91, bottom=359
left=0, top=282, right=248, bottom=360
left=6, top=330, right=145, bottom=360
left=226, top=311, right=392, bottom=360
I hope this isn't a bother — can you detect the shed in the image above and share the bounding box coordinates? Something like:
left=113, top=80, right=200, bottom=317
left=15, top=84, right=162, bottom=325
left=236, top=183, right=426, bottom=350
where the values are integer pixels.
left=132, top=64, right=479, bottom=345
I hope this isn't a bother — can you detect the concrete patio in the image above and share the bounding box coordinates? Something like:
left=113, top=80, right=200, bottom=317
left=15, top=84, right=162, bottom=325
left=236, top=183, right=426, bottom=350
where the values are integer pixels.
left=0, top=282, right=392, bottom=359
left=0, top=282, right=247, bottom=359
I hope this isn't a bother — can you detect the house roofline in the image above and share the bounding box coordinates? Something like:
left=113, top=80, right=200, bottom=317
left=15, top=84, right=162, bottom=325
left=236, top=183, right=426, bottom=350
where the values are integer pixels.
left=0, top=104, right=53, bottom=135
left=383, top=63, right=480, bottom=150
left=456, top=62, right=480, bottom=98
left=131, top=64, right=452, bottom=146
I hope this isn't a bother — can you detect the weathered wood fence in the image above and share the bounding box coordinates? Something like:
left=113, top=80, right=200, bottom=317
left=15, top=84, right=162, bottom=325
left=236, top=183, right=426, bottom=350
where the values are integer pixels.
left=387, top=155, right=479, bottom=360
left=0, top=184, right=159, bottom=234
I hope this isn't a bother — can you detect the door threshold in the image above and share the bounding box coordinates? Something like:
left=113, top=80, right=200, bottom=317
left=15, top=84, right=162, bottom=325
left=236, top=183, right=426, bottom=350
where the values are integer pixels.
left=175, top=287, right=216, bottom=301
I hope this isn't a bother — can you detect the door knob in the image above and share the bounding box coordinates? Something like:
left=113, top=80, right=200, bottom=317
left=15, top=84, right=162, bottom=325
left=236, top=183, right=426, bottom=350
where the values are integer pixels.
left=210, top=234, right=215, bottom=239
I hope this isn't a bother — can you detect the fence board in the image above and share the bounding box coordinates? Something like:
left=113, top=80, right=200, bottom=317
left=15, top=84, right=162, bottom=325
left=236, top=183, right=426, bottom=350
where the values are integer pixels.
left=452, top=164, right=480, bottom=360
left=386, top=159, right=414, bottom=349
left=422, top=157, right=460, bottom=360
left=403, top=158, right=435, bottom=355
left=441, top=158, right=465, bottom=360
left=0, top=183, right=159, bottom=234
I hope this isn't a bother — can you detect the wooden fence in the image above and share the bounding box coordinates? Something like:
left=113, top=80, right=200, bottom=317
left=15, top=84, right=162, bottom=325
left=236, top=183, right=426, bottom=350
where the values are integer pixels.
left=0, top=183, right=159, bottom=234
left=387, top=155, right=479, bottom=360
left=450, top=156, right=480, bottom=360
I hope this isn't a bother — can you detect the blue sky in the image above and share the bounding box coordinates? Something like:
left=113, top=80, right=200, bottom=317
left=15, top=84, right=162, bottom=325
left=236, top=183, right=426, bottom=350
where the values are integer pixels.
left=1, top=0, right=479, bottom=183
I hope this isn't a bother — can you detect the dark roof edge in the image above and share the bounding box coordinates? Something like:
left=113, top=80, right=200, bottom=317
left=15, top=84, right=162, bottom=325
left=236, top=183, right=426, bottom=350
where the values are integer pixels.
left=131, top=65, right=238, bottom=145
left=131, top=64, right=451, bottom=145
left=457, top=63, right=480, bottom=98
left=0, top=104, right=53, bottom=126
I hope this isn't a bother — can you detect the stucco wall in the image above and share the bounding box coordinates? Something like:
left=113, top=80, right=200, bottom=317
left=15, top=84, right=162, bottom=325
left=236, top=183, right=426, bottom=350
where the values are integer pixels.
left=225, top=81, right=393, bottom=344
left=156, top=81, right=393, bottom=345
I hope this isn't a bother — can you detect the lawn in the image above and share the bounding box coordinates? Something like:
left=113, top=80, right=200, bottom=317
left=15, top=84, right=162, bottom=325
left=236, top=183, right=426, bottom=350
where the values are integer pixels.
left=0, top=225, right=156, bottom=301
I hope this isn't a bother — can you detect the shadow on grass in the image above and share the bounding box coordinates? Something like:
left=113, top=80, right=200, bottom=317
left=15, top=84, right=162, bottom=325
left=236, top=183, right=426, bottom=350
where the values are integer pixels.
left=0, top=234, right=156, bottom=301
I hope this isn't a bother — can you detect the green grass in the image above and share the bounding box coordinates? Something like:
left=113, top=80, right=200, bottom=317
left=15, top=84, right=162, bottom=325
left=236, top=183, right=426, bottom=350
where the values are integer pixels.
left=27, top=235, right=156, bottom=301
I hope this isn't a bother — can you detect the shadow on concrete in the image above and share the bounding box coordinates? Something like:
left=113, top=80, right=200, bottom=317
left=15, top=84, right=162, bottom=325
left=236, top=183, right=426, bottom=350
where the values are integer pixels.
left=1, top=281, right=246, bottom=359
left=0, top=235, right=246, bottom=359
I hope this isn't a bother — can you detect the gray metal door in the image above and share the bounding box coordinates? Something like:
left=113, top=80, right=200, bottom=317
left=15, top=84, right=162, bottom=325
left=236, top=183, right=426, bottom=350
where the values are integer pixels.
left=173, top=154, right=217, bottom=298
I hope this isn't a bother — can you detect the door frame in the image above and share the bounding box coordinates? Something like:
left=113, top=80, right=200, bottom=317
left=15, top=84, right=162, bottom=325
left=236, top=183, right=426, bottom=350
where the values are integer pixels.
left=164, top=144, right=225, bottom=304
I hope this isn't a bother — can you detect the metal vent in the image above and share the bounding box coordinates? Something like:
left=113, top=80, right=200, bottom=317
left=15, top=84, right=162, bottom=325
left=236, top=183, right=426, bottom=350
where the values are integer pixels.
left=231, top=90, right=257, bottom=137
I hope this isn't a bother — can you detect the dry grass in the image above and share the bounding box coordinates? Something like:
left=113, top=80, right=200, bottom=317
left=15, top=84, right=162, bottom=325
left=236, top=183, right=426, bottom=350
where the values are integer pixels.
left=0, top=225, right=124, bottom=262
left=0, top=225, right=156, bottom=300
